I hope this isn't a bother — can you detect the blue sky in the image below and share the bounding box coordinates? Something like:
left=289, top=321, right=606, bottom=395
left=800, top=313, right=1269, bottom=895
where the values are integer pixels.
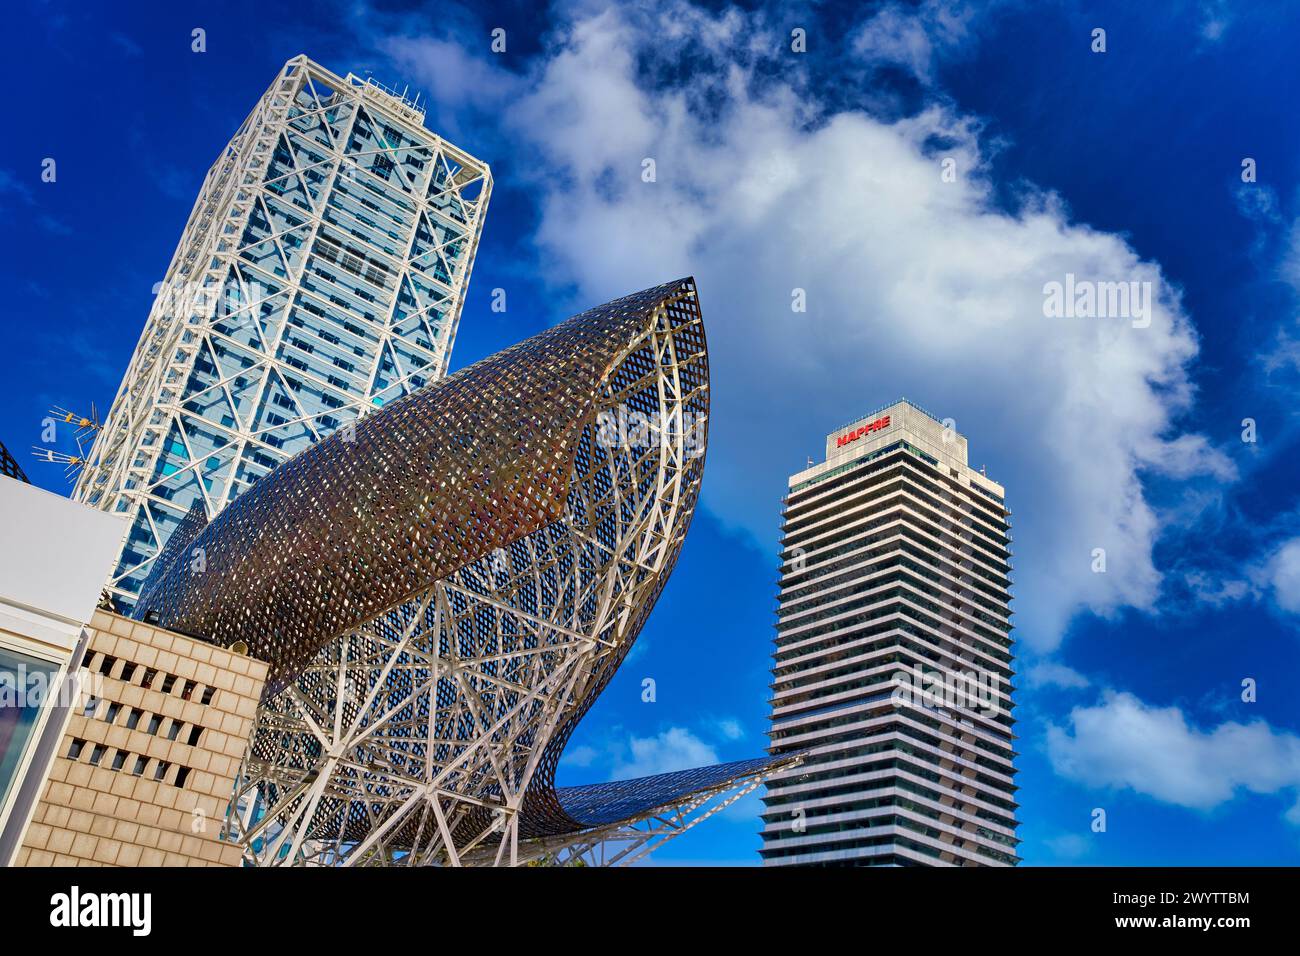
left=5, top=0, right=1300, bottom=864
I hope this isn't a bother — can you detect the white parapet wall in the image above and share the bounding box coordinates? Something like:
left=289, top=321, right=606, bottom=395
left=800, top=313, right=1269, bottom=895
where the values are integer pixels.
left=0, top=476, right=129, bottom=864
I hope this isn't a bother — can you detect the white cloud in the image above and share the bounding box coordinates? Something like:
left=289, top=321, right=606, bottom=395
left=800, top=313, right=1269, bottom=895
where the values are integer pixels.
left=1198, top=1, right=1234, bottom=43
left=1257, top=211, right=1300, bottom=378
left=1233, top=182, right=1281, bottom=225
left=1182, top=570, right=1254, bottom=608
left=1024, top=660, right=1091, bottom=690
left=1136, top=433, right=1235, bottom=482
left=1044, top=832, right=1093, bottom=861
left=510, top=3, right=1230, bottom=650
left=1047, top=690, right=1300, bottom=820
left=1262, top=331, right=1300, bottom=377
left=383, top=35, right=517, bottom=105
left=558, top=743, right=599, bottom=768
left=611, top=726, right=720, bottom=779
left=712, top=716, right=745, bottom=741
left=1178, top=532, right=1300, bottom=618
left=379, top=1, right=1234, bottom=651
left=850, top=0, right=985, bottom=83
left=1265, top=538, right=1300, bottom=614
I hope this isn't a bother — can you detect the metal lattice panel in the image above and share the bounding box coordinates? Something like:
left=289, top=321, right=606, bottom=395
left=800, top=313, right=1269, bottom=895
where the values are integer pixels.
left=555, top=756, right=785, bottom=828
left=0, top=439, right=29, bottom=483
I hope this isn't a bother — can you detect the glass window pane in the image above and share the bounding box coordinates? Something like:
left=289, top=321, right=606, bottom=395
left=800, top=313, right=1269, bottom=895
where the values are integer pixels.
left=0, top=646, right=59, bottom=811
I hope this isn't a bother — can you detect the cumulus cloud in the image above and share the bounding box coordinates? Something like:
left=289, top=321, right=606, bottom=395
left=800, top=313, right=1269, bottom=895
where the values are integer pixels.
left=378, top=1, right=1233, bottom=651
left=558, top=722, right=737, bottom=782
left=1047, top=690, right=1300, bottom=820
left=611, top=726, right=720, bottom=779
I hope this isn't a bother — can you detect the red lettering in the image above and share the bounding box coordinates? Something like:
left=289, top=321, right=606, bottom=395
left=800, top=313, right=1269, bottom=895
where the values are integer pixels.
left=835, top=414, right=892, bottom=448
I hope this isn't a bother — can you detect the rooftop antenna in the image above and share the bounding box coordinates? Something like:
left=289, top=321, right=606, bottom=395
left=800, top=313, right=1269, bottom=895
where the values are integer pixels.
left=31, top=403, right=101, bottom=482
left=50, top=405, right=102, bottom=444
left=31, top=445, right=86, bottom=480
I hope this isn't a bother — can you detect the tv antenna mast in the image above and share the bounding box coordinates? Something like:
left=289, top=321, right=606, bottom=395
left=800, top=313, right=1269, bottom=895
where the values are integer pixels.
left=31, top=404, right=102, bottom=481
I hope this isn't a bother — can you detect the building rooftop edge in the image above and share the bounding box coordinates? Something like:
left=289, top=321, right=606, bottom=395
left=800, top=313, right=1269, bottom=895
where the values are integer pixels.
left=279, top=55, right=491, bottom=171
left=788, top=397, right=1007, bottom=498
left=827, top=397, right=943, bottom=438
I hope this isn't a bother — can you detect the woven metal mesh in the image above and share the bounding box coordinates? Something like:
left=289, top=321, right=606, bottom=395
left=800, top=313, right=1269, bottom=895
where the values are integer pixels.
left=136, top=279, right=701, bottom=692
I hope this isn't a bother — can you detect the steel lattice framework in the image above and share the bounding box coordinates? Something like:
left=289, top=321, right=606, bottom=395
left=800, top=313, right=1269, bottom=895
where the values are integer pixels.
left=477, top=757, right=785, bottom=866
left=74, top=56, right=491, bottom=608
left=134, top=278, right=798, bottom=865
left=0, top=438, right=29, bottom=483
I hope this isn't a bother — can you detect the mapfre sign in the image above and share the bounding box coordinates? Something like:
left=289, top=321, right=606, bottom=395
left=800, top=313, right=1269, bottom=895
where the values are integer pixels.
left=836, top=415, right=891, bottom=448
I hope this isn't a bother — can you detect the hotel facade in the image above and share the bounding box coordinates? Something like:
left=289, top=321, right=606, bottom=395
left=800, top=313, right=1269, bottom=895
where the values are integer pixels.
left=761, top=400, right=1020, bottom=866
left=73, top=56, right=491, bottom=607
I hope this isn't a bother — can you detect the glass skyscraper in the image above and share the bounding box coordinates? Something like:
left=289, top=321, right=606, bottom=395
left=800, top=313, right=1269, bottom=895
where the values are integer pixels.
left=761, top=400, right=1020, bottom=866
left=74, top=56, right=491, bottom=606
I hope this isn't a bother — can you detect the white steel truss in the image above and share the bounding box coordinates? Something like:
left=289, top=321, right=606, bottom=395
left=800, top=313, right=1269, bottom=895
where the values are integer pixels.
left=504, top=766, right=789, bottom=867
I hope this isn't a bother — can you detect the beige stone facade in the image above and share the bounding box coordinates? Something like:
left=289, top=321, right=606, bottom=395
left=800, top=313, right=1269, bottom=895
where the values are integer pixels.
left=13, top=609, right=266, bottom=867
